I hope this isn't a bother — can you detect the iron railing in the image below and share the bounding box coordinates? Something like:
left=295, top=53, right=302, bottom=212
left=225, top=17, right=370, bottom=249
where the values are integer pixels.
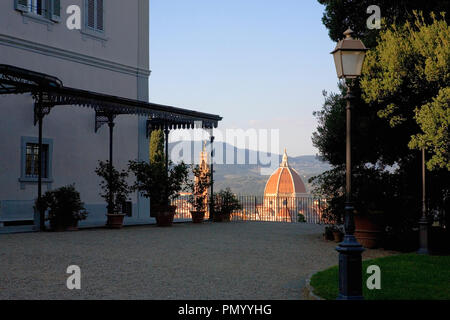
left=172, top=195, right=325, bottom=224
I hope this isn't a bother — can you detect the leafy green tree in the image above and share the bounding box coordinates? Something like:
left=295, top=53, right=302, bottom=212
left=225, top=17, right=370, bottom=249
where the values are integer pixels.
left=312, top=84, right=401, bottom=167
left=361, top=13, right=450, bottom=170
left=410, top=88, right=450, bottom=170
left=149, top=129, right=165, bottom=164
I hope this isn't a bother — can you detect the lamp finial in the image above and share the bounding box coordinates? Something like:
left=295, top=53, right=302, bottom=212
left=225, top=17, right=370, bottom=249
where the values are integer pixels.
left=344, top=28, right=354, bottom=39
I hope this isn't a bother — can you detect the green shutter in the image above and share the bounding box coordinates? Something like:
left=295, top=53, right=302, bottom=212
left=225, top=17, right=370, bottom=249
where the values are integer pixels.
left=51, top=0, right=61, bottom=22
left=44, top=0, right=51, bottom=19
left=87, top=0, right=95, bottom=29
left=96, top=0, right=104, bottom=31
left=14, top=0, right=29, bottom=12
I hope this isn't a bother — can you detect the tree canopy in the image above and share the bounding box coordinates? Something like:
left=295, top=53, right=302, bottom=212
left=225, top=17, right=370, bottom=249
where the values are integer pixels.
left=361, top=14, right=450, bottom=170
left=318, top=0, right=449, bottom=47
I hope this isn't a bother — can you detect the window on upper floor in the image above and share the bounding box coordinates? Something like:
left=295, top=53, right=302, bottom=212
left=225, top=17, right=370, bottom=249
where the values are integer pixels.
left=14, top=0, right=61, bottom=22
left=86, top=0, right=104, bottom=32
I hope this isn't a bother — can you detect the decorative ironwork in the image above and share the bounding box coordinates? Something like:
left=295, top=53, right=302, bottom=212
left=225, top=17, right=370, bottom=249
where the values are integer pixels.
left=32, top=92, right=55, bottom=125
left=146, top=118, right=217, bottom=138
left=1, top=64, right=221, bottom=132
left=95, top=109, right=116, bottom=133
left=41, top=88, right=221, bottom=135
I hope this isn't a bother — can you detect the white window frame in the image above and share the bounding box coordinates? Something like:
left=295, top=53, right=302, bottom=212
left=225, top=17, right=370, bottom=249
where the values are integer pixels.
left=19, top=136, right=54, bottom=185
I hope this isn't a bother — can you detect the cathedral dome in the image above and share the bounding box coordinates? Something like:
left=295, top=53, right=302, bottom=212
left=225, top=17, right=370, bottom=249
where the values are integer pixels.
left=264, top=149, right=307, bottom=196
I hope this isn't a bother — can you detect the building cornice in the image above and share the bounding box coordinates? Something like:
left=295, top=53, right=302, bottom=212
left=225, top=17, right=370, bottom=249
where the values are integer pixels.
left=0, top=34, right=151, bottom=78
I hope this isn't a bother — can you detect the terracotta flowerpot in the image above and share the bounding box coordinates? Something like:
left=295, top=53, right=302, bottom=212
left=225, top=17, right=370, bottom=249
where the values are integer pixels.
left=333, top=231, right=343, bottom=243
left=50, top=223, right=65, bottom=232
left=65, top=220, right=79, bottom=231
left=154, top=205, right=177, bottom=227
left=323, top=227, right=334, bottom=241
left=213, top=212, right=231, bottom=222
left=190, top=210, right=205, bottom=224
left=50, top=219, right=78, bottom=232
left=354, top=214, right=383, bottom=249
left=106, top=214, right=125, bottom=229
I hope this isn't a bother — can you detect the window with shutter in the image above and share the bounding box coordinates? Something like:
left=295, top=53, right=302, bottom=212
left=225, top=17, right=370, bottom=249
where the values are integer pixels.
left=14, top=0, right=60, bottom=22
left=86, top=0, right=104, bottom=32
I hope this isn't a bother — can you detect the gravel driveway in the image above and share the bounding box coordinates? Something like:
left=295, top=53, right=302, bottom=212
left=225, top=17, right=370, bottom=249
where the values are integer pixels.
left=0, top=222, right=393, bottom=300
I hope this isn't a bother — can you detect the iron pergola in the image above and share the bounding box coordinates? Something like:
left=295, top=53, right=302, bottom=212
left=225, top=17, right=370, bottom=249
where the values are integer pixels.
left=0, top=64, right=222, bottom=230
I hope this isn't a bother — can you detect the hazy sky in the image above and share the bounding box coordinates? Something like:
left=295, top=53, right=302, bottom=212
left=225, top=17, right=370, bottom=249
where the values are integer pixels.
left=149, top=0, right=339, bottom=157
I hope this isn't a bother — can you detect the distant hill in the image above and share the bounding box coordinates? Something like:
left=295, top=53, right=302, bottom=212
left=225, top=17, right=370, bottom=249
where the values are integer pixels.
left=169, top=141, right=331, bottom=195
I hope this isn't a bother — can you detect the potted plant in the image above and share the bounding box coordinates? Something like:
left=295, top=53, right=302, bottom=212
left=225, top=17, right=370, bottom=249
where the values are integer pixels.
left=213, top=188, right=242, bottom=222
left=323, top=225, right=334, bottom=241
left=129, top=159, right=190, bottom=227
left=354, top=209, right=384, bottom=249
left=187, top=165, right=212, bottom=223
left=95, top=160, right=131, bottom=229
left=34, top=184, right=88, bottom=231
left=331, top=224, right=344, bottom=242
left=298, top=213, right=306, bottom=223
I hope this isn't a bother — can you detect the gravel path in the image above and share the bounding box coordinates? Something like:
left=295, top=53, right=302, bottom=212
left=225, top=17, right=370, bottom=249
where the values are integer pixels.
left=0, top=222, right=395, bottom=300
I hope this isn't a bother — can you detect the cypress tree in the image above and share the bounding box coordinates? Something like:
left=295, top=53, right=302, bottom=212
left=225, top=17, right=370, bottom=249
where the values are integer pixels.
left=149, top=129, right=165, bottom=164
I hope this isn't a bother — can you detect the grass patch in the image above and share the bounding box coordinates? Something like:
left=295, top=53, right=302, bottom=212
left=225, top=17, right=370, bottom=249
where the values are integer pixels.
left=310, top=254, right=450, bottom=300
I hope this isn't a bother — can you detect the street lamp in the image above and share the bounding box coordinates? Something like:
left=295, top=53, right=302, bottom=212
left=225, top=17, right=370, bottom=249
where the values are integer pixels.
left=417, top=148, right=429, bottom=254
left=331, top=28, right=368, bottom=300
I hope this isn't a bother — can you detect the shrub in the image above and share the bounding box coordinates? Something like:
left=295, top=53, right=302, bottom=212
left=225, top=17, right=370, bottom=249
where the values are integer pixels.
left=95, top=160, right=131, bottom=215
left=35, top=185, right=88, bottom=230
left=128, top=160, right=190, bottom=213
left=298, top=213, right=306, bottom=223
left=214, top=188, right=242, bottom=216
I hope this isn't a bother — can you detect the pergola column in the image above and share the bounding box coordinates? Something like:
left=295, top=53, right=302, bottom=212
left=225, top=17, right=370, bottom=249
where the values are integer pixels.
left=107, top=114, right=115, bottom=215
left=37, top=104, right=44, bottom=231
left=164, top=124, right=170, bottom=207
left=33, top=92, right=53, bottom=231
left=164, top=124, right=170, bottom=172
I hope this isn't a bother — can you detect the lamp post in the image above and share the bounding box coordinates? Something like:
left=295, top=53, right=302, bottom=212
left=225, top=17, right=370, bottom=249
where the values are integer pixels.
left=331, top=28, right=368, bottom=300
left=417, top=148, right=429, bottom=254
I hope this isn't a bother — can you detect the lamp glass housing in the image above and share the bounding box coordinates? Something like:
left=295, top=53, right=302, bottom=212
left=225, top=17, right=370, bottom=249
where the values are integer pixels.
left=331, top=29, right=367, bottom=79
left=333, top=50, right=366, bottom=79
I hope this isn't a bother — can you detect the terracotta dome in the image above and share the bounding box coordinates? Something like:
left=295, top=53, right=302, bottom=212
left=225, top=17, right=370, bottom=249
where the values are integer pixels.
left=264, top=149, right=307, bottom=196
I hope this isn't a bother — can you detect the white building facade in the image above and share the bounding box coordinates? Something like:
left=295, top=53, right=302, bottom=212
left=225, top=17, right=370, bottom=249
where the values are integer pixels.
left=0, top=0, right=153, bottom=229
